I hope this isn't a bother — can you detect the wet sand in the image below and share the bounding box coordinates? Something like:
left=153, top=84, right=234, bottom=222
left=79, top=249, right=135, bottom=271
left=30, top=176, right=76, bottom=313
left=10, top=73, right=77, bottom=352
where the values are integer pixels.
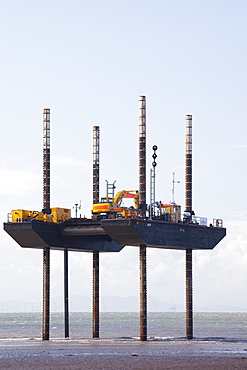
left=1, top=339, right=247, bottom=369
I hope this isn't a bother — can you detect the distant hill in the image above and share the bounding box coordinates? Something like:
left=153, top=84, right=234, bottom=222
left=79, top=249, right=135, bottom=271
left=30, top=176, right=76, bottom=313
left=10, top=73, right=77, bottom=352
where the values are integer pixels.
left=1, top=296, right=246, bottom=313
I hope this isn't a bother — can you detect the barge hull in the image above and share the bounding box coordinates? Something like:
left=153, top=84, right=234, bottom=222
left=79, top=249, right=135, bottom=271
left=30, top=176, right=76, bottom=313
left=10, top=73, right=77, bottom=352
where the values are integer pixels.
left=4, top=221, right=124, bottom=253
left=101, top=218, right=226, bottom=250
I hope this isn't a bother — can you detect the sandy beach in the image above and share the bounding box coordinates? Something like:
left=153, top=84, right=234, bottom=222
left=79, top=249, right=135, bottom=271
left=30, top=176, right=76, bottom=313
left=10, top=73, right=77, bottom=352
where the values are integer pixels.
left=1, top=339, right=247, bottom=369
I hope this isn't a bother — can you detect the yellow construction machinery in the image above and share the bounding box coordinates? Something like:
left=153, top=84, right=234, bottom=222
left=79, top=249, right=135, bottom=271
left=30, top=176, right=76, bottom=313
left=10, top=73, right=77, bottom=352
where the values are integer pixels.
left=157, top=203, right=181, bottom=222
left=11, top=207, right=71, bottom=223
left=92, top=190, right=139, bottom=218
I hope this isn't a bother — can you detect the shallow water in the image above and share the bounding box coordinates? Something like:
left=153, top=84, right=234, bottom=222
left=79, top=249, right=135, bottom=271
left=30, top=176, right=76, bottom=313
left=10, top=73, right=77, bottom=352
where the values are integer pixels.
left=1, top=312, right=247, bottom=342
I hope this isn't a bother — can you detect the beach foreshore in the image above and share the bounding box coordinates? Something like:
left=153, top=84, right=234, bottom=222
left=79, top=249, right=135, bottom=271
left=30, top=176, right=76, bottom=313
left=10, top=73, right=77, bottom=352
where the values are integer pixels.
left=1, top=339, right=247, bottom=369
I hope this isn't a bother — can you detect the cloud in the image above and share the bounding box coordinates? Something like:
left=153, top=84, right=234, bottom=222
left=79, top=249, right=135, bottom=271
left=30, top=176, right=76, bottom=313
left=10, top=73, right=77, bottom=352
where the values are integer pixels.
left=226, top=211, right=247, bottom=221
left=52, top=155, right=90, bottom=172
left=0, top=168, right=41, bottom=196
left=193, top=220, right=247, bottom=306
left=233, top=145, right=247, bottom=149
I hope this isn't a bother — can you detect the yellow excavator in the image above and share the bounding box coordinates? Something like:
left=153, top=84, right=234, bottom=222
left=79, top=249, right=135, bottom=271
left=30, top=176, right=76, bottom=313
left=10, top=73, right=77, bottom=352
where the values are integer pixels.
left=92, top=190, right=139, bottom=218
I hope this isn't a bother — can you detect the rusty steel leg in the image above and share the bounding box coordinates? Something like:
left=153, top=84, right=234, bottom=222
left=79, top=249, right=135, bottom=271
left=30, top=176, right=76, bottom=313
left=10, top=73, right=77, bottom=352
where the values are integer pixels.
left=92, top=251, right=99, bottom=338
left=140, top=245, right=147, bottom=341
left=186, top=249, right=193, bottom=339
left=42, top=247, right=50, bottom=340
left=64, top=249, right=69, bottom=338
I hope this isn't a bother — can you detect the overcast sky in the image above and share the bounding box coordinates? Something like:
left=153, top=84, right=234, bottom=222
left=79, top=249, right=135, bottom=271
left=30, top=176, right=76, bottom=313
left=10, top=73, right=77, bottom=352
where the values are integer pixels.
left=1, top=0, right=247, bottom=311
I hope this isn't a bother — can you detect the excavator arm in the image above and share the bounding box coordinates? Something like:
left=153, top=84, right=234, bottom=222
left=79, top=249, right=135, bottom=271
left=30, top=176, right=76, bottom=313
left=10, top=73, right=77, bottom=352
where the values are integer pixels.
left=113, top=191, right=139, bottom=208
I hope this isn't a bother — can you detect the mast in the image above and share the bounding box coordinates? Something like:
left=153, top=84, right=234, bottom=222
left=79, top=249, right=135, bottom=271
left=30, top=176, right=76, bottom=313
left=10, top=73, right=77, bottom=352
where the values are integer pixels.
left=93, top=126, right=100, bottom=205
left=138, top=96, right=147, bottom=218
left=185, top=115, right=193, bottom=217
left=42, top=108, right=51, bottom=340
left=42, top=109, right=51, bottom=215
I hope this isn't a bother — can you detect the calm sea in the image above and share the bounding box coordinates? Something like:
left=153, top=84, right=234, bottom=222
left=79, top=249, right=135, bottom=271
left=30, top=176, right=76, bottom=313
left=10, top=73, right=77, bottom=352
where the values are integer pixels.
left=0, top=312, right=246, bottom=342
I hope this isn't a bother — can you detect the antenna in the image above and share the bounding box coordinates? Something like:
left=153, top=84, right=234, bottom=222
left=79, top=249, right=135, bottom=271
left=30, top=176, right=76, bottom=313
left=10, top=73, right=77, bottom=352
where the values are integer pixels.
left=171, top=172, right=180, bottom=204
left=73, top=201, right=81, bottom=218
left=150, top=145, right=158, bottom=218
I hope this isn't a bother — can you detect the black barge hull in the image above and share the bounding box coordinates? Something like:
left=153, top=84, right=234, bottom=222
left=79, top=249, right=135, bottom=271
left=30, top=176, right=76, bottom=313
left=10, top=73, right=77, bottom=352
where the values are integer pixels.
left=101, top=218, right=226, bottom=250
left=3, top=220, right=124, bottom=253
left=4, top=217, right=226, bottom=252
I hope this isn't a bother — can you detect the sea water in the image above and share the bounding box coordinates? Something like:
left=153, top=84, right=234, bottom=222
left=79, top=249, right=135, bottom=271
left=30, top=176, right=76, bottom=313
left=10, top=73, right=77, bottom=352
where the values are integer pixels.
left=0, top=312, right=246, bottom=342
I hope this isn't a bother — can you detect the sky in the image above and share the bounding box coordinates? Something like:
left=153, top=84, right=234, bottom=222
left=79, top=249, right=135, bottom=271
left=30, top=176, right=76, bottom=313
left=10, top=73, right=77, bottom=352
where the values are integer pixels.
left=1, top=0, right=247, bottom=312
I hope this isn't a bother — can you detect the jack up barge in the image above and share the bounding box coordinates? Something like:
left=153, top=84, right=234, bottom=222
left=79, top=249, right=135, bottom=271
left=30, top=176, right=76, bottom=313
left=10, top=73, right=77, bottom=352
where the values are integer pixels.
left=4, top=98, right=226, bottom=342
left=4, top=216, right=225, bottom=252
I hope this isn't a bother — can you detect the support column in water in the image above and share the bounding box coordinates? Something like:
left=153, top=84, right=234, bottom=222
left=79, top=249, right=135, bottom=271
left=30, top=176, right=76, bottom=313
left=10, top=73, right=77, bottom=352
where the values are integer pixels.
left=139, top=244, right=147, bottom=341
left=186, top=248, right=193, bottom=339
left=42, top=247, right=50, bottom=340
left=185, top=114, right=193, bottom=340
left=92, top=126, right=100, bottom=338
left=64, top=249, right=69, bottom=338
left=138, top=96, right=147, bottom=341
left=92, top=251, right=100, bottom=338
